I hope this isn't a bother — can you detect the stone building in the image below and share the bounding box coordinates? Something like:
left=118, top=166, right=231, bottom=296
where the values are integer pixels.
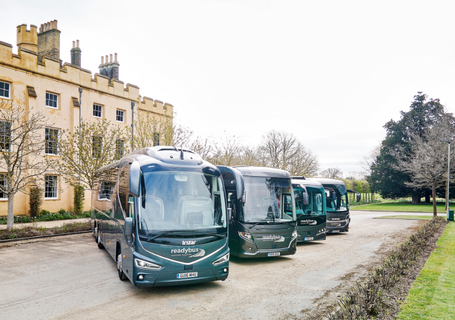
left=0, top=20, right=173, bottom=216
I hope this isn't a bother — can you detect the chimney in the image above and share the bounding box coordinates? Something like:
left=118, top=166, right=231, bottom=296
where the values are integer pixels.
left=17, top=24, right=38, bottom=53
left=98, top=53, right=120, bottom=81
left=70, top=40, right=81, bottom=67
left=38, top=19, right=61, bottom=61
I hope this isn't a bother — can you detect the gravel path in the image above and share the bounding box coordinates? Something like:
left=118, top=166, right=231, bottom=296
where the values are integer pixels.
left=0, top=211, right=423, bottom=320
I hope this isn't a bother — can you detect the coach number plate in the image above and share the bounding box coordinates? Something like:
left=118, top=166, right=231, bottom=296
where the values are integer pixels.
left=177, top=272, right=198, bottom=279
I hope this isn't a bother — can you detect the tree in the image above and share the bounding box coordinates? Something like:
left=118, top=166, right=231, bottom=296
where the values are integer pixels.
left=50, top=119, right=127, bottom=190
left=369, top=93, right=447, bottom=203
left=320, top=167, right=343, bottom=179
left=171, top=123, right=194, bottom=147
left=0, top=101, right=51, bottom=231
left=132, top=111, right=173, bottom=149
left=187, top=135, right=215, bottom=159
left=259, top=130, right=319, bottom=176
left=209, top=134, right=244, bottom=166
left=237, top=145, right=265, bottom=167
left=395, top=114, right=455, bottom=216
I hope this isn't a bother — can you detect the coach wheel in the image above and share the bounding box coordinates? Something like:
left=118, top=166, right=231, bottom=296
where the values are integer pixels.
left=117, top=253, right=128, bottom=281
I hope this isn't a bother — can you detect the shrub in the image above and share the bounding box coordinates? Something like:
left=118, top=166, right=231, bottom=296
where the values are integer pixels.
left=324, top=217, right=446, bottom=319
left=29, top=186, right=43, bottom=218
left=39, top=209, right=50, bottom=216
left=58, top=208, right=66, bottom=215
left=74, top=185, right=85, bottom=215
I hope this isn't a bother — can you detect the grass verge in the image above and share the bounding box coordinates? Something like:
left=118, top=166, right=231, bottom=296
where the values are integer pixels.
left=375, top=215, right=434, bottom=220
left=397, top=221, right=455, bottom=319
left=0, top=221, right=91, bottom=240
left=351, top=202, right=448, bottom=213
left=316, top=217, right=446, bottom=320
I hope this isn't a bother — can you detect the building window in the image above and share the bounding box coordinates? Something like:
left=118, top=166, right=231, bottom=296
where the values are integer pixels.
left=93, top=104, right=103, bottom=118
left=116, top=109, right=124, bottom=122
left=0, top=121, right=11, bottom=151
left=153, top=132, right=160, bottom=146
left=116, top=139, right=125, bottom=159
left=0, top=174, right=7, bottom=199
left=46, top=92, right=58, bottom=109
left=0, top=81, right=10, bottom=99
left=45, top=175, right=58, bottom=199
left=92, top=135, right=103, bottom=158
left=99, top=181, right=115, bottom=200
left=45, top=128, right=59, bottom=155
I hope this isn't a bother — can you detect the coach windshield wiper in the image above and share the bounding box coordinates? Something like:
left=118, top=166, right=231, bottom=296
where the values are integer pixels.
left=139, top=233, right=165, bottom=242
left=197, top=232, right=226, bottom=239
left=139, top=231, right=181, bottom=242
left=247, top=219, right=268, bottom=231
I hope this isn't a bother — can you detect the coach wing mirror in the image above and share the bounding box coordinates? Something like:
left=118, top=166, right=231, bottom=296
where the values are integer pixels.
left=302, top=193, right=309, bottom=205
left=125, top=217, right=133, bottom=241
left=356, top=193, right=361, bottom=202
left=129, top=161, right=141, bottom=197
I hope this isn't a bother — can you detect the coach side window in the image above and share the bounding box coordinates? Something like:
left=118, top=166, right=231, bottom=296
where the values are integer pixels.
left=117, top=162, right=130, bottom=220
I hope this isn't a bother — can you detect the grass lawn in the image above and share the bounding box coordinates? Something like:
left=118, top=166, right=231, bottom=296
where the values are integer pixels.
left=375, top=215, right=435, bottom=220
left=397, top=222, right=455, bottom=319
left=351, top=202, right=448, bottom=213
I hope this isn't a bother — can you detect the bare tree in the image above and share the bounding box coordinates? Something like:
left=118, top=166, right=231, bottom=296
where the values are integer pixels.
left=287, top=147, right=319, bottom=177
left=50, top=119, right=127, bottom=190
left=209, top=133, right=244, bottom=166
left=188, top=135, right=215, bottom=159
left=171, top=123, right=194, bottom=147
left=320, top=167, right=343, bottom=179
left=359, top=145, right=380, bottom=176
left=133, top=111, right=173, bottom=149
left=0, top=101, right=51, bottom=231
left=395, top=115, right=455, bottom=216
left=259, top=130, right=319, bottom=175
left=237, top=145, right=264, bottom=167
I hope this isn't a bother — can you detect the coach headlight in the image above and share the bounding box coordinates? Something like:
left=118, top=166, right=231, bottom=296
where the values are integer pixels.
left=135, top=258, right=162, bottom=270
left=212, top=253, right=230, bottom=265
left=292, top=230, right=298, bottom=239
left=238, top=231, right=253, bottom=242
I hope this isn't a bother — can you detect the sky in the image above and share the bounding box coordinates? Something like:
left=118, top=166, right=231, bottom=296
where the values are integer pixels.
left=3, top=0, right=455, bottom=177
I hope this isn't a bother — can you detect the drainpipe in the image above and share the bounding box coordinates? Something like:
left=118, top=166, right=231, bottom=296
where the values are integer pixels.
left=131, top=101, right=135, bottom=151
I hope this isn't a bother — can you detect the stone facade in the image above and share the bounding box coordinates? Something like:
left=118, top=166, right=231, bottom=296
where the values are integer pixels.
left=0, top=20, right=173, bottom=216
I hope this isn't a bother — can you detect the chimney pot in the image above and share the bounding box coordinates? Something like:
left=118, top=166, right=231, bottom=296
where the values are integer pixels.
left=114, top=53, right=117, bottom=62
left=101, top=56, right=104, bottom=64
left=72, top=41, right=75, bottom=48
left=76, top=39, right=79, bottom=48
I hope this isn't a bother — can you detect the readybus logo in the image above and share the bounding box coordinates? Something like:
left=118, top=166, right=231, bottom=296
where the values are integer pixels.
left=171, top=247, right=206, bottom=258
left=261, top=235, right=285, bottom=242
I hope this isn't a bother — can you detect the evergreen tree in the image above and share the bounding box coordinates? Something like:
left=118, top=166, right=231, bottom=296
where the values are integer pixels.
left=369, top=92, right=448, bottom=203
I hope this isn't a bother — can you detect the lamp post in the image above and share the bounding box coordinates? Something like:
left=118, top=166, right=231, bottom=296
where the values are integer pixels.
left=446, top=140, right=451, bottom=221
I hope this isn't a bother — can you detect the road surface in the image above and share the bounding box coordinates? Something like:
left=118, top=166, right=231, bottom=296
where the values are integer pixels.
left=0, top=211, right=424, bottom=320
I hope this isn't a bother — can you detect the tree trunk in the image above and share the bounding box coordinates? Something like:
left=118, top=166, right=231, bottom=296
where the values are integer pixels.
left=425, top=190, right=431, bottom=203
left=432, top=185, right=437, bottom=217
left=411, top=192, right=421, bottom=204
left=7, top=195, right=14, bottom=231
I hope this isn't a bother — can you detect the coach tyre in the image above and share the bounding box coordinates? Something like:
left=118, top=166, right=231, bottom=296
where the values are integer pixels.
left=97, top=229, right=104, bottom=249
left=117, top=252, right=127, bottom=281
left=94, top=225, right=98, bottom=243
